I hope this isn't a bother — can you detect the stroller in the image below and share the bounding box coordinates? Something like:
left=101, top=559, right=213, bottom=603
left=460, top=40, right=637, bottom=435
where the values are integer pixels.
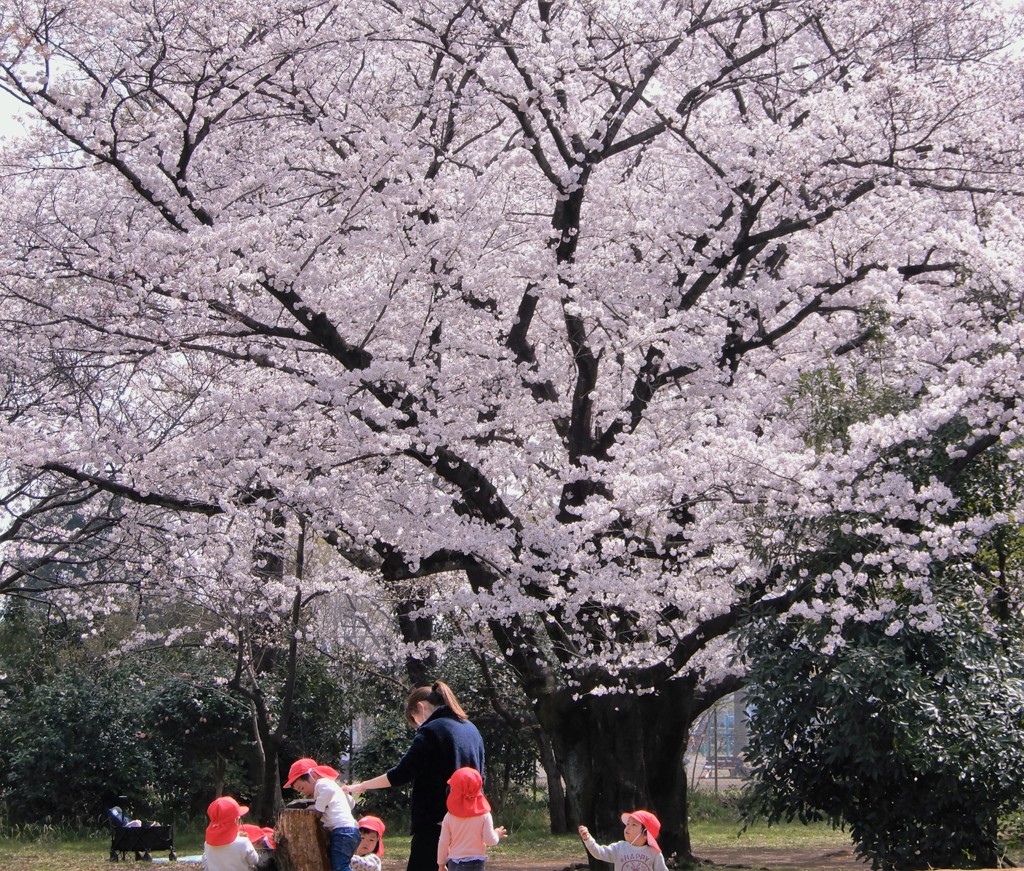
left=107, top=801, right=176, bottom=862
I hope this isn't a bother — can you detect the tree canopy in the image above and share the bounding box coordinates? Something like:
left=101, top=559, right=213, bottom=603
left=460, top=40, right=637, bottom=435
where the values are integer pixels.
left=2, top=0, right=1023, bottom=858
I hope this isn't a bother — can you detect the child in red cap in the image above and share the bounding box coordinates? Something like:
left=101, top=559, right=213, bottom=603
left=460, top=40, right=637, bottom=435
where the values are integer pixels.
left=284, top=757, right=360, bottom=871
left=437, top=767, right=507, bottom=871
left=204, top=796, right=259, bottom=871
left=578, top=810, right=668, bottom=871
left=351, top=815, right=386, bottom=871
left=241, top=824, right=276, bottom=869
left=241, top=824, right=275, bottom=852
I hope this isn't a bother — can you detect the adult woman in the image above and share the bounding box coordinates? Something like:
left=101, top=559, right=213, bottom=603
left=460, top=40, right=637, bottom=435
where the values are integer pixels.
left=345, top=681, right=485, bottom=871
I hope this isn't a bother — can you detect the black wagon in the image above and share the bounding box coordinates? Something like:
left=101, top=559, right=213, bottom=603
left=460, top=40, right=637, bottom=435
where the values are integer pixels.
left=107, top=805, right=176, bottom=862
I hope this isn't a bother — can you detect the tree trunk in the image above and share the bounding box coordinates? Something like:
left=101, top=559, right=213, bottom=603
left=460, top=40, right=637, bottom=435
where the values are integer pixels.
left=397, top=592, right=436, bottom=687
left=536, top=728, right=569, bottom=834
left=256, top=736, right=285, bottom=825
left=213, top=753, right=226, bottom=798
left=275, top=808, right=330, bottom=871
left=535, top=682, right=697, bottom=863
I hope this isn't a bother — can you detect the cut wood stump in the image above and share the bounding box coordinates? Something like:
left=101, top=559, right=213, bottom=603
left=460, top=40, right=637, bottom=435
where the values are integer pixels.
left=274, top=808, right=330, bottom=871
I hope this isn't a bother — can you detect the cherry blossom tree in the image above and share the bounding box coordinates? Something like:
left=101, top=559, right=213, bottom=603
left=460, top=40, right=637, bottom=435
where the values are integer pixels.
left=2, top=0, right=1023, bottom=858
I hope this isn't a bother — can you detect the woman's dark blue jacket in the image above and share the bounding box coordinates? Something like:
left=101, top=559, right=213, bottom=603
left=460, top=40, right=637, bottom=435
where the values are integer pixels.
left=386, top=705, right=486, bottom=832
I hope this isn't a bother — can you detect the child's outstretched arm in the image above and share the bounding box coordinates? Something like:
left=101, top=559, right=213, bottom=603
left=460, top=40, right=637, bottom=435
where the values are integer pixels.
left=577, top=826, right=616, bottom=863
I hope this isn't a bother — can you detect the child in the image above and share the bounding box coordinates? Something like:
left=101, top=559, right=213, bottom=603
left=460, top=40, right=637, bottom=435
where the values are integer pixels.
left=351, top=815, right=386, bottom=871
left=242, top=825, right=276, bottom=870
left=578, top=810, right=668, bottom=871
left=284, top=757, right=360, bottom=871
left=437, top=767, right=507, bottom=871
left=203, top=796, right=259, bottom=871
left=242, top=825, right=276, bottom=851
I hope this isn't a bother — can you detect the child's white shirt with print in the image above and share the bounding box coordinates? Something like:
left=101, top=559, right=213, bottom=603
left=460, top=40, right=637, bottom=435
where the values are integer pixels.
left=581, top=836, right=669, bottom=871
left=351, top=853, right=382, bottom=871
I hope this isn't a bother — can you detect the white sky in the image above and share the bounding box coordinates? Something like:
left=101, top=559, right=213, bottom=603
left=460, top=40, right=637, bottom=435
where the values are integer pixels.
left=0, top=89, right=29, bottom=142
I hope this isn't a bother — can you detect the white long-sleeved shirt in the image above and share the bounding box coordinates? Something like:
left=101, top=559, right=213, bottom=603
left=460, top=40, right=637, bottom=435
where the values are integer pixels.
left=203, top=834, right=259, bottom=871
left=581, top=836, right=669, bottom=871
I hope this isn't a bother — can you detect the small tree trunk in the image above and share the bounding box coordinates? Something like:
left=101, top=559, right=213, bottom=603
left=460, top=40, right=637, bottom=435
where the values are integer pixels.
left=275, top=808, right=329, bottom=871
left=213, top=753, right=226, bottom=798
left=536, top=729, right=569, bottom=834
left=255, top=731, right=285, bottom=824
left=397, top=592, right=436, bottom=686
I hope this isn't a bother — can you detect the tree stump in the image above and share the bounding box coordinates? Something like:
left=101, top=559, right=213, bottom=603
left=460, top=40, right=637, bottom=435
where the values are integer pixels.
left=274, top=808, right=330, bottom=871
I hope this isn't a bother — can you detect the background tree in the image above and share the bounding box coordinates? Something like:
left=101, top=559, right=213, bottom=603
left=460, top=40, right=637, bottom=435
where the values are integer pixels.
left=115, top=511, right=346, bottom=823
left=0, top=600, right=256, bottom=821
left=741, top=594, right=1024, bottom=870
left=0, top=589, right=389, bottom=823
left=2, top=0, right=1023, bottom=859
left=144, top=668, right=256, bottom=815
left=741, top=368, right=1024, bottom=869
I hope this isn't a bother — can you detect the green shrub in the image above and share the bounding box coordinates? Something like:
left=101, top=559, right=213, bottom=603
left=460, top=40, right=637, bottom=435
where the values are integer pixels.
left=492, top=793, right=549, bottom=834
left=742, top=600, right=1024, bottom=870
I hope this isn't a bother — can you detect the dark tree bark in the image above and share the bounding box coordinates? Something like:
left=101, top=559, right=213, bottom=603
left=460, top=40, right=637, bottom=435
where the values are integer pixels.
left=536, top=728, right=569, bottom=834
left=535, top=682, right=701, bottom=862
left=397, top=591, right=437, bottom=687
left=234, top=515, right=321, bottom=824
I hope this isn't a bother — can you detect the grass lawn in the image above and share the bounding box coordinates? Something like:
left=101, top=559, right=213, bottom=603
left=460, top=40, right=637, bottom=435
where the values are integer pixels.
left=2, top=806, right=1018, bottom=871
left=690, top=818, right=850, bottom=848
left=0, top=818, right=860, bottom=871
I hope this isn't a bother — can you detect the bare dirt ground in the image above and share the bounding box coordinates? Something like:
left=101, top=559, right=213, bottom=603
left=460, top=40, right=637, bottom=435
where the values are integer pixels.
left=386, top=849, right=1009, bottom=871
left=380, top=844, right=872, bottom=871
left=681, top=844, right=868, bottom=869
left=451, top=854, right=1012, bottom=871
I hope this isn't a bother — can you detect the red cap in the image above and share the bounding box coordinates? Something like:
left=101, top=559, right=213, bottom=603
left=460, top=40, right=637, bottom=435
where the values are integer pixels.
left=621, top=810, right=661, bottom=853
left=241, top=824, right=276, bottom=850
left=358, top=816, right=386, bottom=857
left=446, top=767, right=490, bottom=817
left=206, top=796, right=248, bottom=847
left=284, top=757, right=340, bottom=788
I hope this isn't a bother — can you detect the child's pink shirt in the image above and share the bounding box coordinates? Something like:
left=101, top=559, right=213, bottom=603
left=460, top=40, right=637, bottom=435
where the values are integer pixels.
left=437, top=813, right=502, bottom=864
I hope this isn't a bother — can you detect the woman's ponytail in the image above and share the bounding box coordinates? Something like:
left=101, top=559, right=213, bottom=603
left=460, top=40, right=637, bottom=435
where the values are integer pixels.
left=404, top=679, right=469, bottom=723
left=430, top=680, right=468, bottom=720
